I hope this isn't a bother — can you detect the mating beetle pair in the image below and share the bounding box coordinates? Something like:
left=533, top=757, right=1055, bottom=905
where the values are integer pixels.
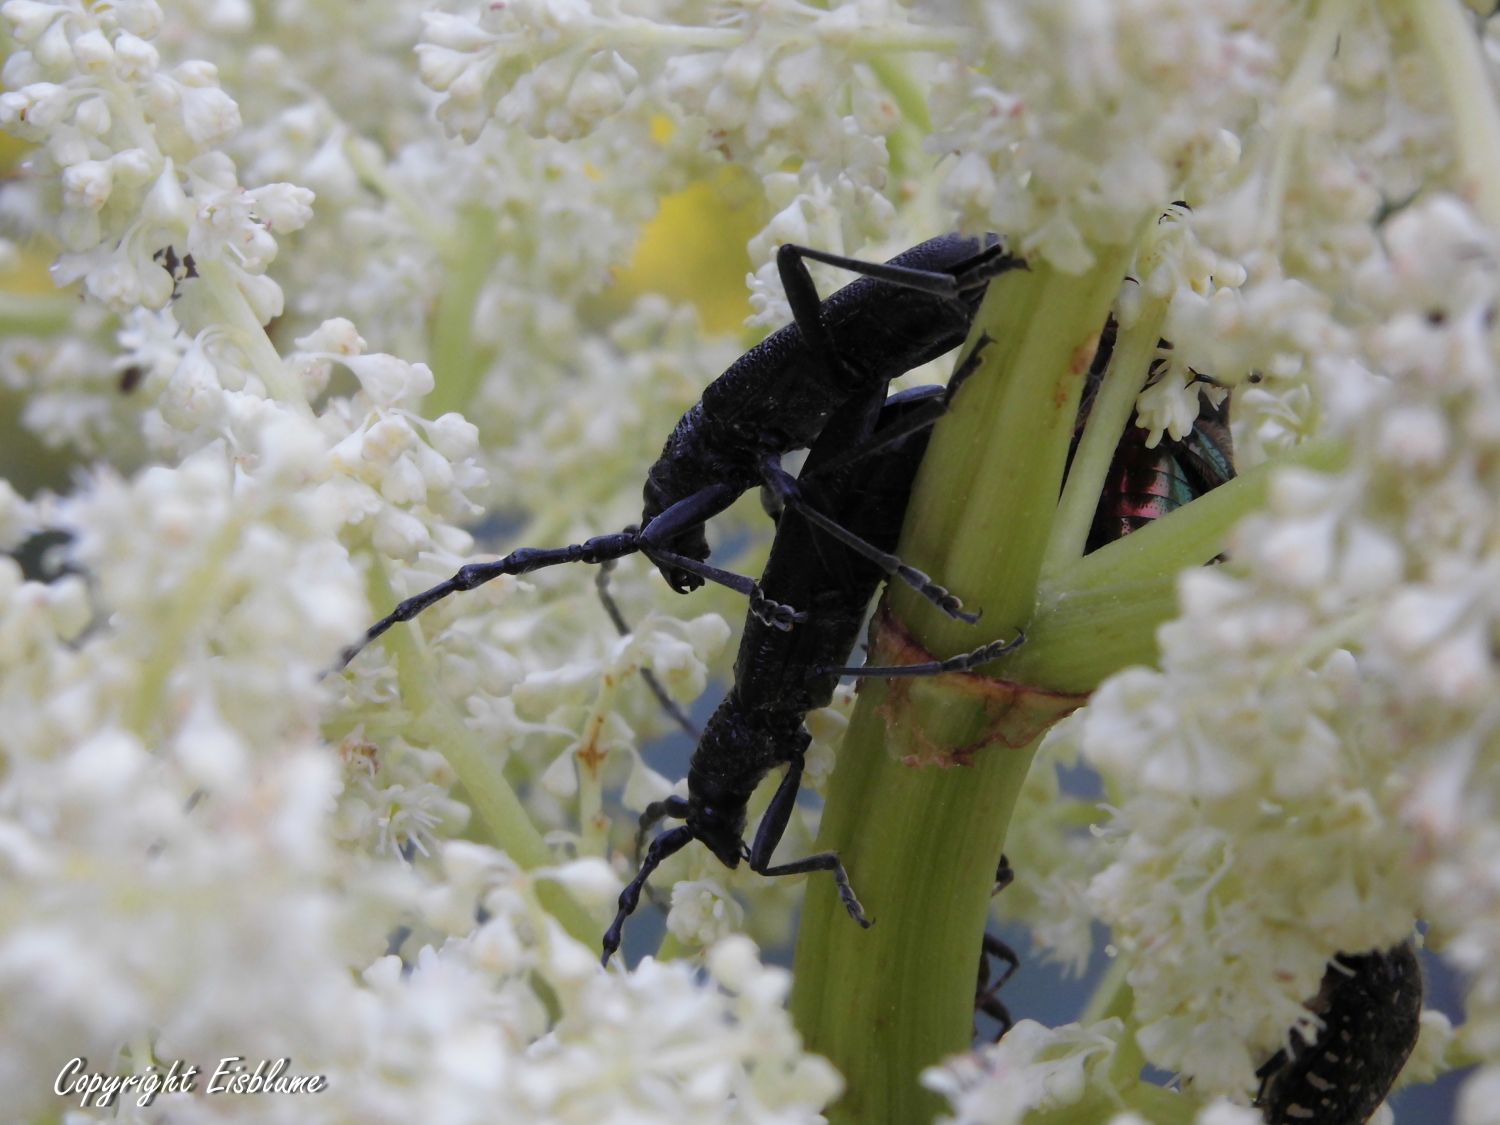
left=339, top=233, right=1023, bottom=668
left=341, top=233, right=1030, bottom=961
left=344, top=230, right=1419, bottom=1117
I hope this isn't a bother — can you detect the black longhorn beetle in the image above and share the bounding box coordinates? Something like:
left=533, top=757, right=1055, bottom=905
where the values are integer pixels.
left=601, top=353, right=1025, bottom=965
left=339, top=233, right=1025, bottom=669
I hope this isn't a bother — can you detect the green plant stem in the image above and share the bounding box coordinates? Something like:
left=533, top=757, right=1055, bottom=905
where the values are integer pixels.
left=797, top=718, right=1043, bottom=1120
left=1044, top=302, right=1166, bottom=572
left=1402, top=0, right=1500, bottom=229
left=0, top=291, right=78, bottom=335
left=788, top=231, right=1346, bottom=1118
left=198, top=259, right=311, bottom=413
left=425, top=207, right=499, bottom=418
left=1011, top=437, right=1347, bottom=689
left=790, top=251, right=1132, bottom=1124
left=895, top=256, right=1130, bottom=653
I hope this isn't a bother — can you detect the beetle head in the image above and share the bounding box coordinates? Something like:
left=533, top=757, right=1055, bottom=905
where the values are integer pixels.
left=689, top=803, right=747, bottom=869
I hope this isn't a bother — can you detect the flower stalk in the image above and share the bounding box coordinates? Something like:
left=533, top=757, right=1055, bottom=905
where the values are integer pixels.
left=790, top=230, right=1338, bottom=1115
left=790, top=251, right=1129, bottom=1121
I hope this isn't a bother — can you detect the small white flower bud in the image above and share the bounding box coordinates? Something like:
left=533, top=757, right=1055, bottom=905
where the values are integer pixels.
left=237, top=270, right=284, bottom=324
left=113, top=0, right=163, bottom=37
left=247, top=182, right=315, bottom=232
left=1335, top=522, right=1402, bottom=596
left=1265, top=468, right=1337, bottom=516
left=71, top=28, right=114, bottom=74
left=50, top=131, right=91, bottom=168
left=706, top=934, right=770, bottom=993
left=667, top=880, right=744, bottom=950
left=160, top=343, right=226, bottom=430
left=410, top=443, right=454, bottom=494
left=141, top=162, right=188, bottom=224
left=296, top=317, right=363, bottom=356
left=1376, top=404, right=1449, bottom=470
left=173, top=697, right=249, bottom=790
left=0, top=90, right=31, bottom=132
left=2, top=82, right=65, bottom=132
left=2, top=0, right=61, bottom=44
left=178, top=82, right=240, bottom=144
left=420, top=10, right=497, bottom=53
left=774, top=48, right=831, bottom=101
left=34, top=17, right=72, bottom=69
left=427, top=413, right=479, bottom=461
left=540, top=857, right=619, bottom=907
left=371, top=506, right=428, bottom=559
left=345, top=353, right=417, bottom=404
left=237, top=222, right=278, bottom=270
left=110, top=147, right=151, bottom=186
left=361, top=416, right=418, bottom=466
left=66, top=730, right=148, bottom=798
left=565, top=53, right=634, bottom=124
left=61, top=159, right=113, bottom=212
left=112, top=31, right=159, bottom=79
left=414, top=45, right=470, bottom=94
left=722, top=46, right=764, bottom=95
left=379, top=455, right=427, bottom=506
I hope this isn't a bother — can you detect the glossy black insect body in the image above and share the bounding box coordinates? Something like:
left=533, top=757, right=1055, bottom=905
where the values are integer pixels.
left=602, top=378, right=1023, bottom=964
left=341, top=235, right=1024, bottom=668
left=1256, top=943, right=1423, bottom=1125
left=643, top=234, right=1023, bottom=594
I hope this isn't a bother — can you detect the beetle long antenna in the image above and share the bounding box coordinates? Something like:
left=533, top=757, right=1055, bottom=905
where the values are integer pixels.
left=337, top=536, right=789, bottom=673
left=337, top=530, right=644, bottom=670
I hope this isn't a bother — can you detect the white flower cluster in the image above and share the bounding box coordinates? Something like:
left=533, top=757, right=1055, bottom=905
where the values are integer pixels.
left=416, top=0, right=930, bottom=172
left=931, top=2, right=1493, bottom=1114
left=354, top=854, right=840, bottom=1125
left=0, top=0, right=310, bottom=315
left=0, top=0, right=848, bottom=1117
left=923, top=1019, right=1137, bottom=1124
left=9, top=0, right=1500, bottom=1116
left=416, top=0, right=968, bottom=321
left=1051, top=193, right=1500, bottom=1101
left=924, top=0, right=1273, bottom=273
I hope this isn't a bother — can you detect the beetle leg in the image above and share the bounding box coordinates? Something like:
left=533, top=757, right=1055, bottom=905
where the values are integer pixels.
left=634, top=794, right=691, bottom=862
left=974, top=932, right=1019, bottom=1040
left=746, top=736, right=872, bottom=930
left=803, top=336, right=993, bottom=483
left=974, top=858, right=1020, bottom=1041
left=779, top=240, right=1022, bottom=302
left=823, top=630, right=1025, bottom=679
left=602, top=824, right=694, bottom=967
left=744, top=730, right=812, bottom=873
left=762, top=457, right=978, bottom=624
